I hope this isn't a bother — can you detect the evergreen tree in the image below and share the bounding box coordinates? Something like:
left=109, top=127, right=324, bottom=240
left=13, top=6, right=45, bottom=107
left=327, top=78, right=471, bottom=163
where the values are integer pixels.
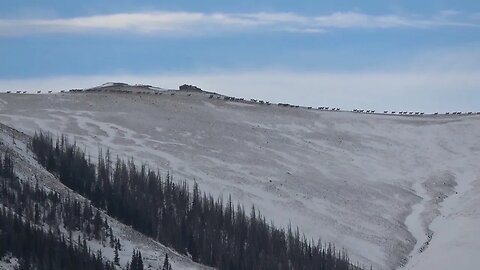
left=130, top=249, right=144, bottom=270
left=138, top=251, right=144, bottom=270
left=162, top=253, right=172, bottom=270
left=114, top=245, right=120, bottom=265
left=30, top=132, right=360, bottom=270
left=0, top=150, right=119, bottom=270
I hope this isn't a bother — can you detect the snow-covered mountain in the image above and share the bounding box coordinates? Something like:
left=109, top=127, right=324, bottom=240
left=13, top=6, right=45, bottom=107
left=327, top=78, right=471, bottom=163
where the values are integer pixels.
left=0, top=84, right=479, bottom=269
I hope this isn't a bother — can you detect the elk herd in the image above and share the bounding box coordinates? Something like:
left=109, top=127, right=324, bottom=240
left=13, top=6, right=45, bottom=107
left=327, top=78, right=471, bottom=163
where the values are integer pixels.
left=2, top=89, right=479, bottom=117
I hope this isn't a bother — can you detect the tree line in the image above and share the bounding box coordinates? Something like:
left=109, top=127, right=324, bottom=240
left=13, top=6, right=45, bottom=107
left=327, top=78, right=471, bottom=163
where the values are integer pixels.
left=31, top=132, right=360, bottom=270
left=0, top=151, right=115, bottom=270
left=1, top=145, right=172, bottom=269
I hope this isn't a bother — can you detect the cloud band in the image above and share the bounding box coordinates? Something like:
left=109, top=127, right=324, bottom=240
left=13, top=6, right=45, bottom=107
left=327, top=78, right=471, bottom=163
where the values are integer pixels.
left=0, top=11, right=477, bottom=36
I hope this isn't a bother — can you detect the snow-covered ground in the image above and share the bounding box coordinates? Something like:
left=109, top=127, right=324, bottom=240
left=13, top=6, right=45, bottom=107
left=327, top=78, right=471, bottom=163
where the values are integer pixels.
left=0, top=87, right=479, bottom=269
left=0, top=255, right=18, bottom=270
left=0, top=122, right=211, bottom=270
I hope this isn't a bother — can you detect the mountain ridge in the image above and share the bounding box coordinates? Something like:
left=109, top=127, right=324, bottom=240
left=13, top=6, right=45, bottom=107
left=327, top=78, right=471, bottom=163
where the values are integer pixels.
left=0, top=87, right=479, bottom=269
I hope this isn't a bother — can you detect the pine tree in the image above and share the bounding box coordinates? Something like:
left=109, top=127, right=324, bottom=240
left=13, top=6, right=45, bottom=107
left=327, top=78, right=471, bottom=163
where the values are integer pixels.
left=138, top=250, right=144, bottom=270
left=114, top=245, right=120, bottom=266
left=131, top=250, right=138, bottom=270
left=30, top=132, right=361, bottom=270
left=94, top=209, right=103, bottom=240
left=162, top=253, right=172, bottom=270
left=116, top=239, right=122, bottom=251
left=109, top=227, right=115, bottom=248
left=130, top=249, right=144, bottom=270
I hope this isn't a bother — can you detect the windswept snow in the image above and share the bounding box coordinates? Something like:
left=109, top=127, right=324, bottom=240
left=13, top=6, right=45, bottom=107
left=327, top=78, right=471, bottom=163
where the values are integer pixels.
left=0, top=122, right=212, bottom=270
left=404, top=166, right=479, bottom=269
left=0, top=90, right=479, bottom=269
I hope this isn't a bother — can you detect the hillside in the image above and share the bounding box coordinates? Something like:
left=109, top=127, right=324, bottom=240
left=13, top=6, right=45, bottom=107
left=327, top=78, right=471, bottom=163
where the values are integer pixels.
left=0, top=85, right=479, bottom=269
left=0, top=122, right=211, bottom=270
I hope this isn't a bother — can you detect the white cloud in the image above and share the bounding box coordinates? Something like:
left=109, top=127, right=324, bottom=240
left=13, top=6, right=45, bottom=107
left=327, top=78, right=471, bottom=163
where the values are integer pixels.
left=438, top=10, right=462, bottom=17
left=0, top=11, right=478, bottom=36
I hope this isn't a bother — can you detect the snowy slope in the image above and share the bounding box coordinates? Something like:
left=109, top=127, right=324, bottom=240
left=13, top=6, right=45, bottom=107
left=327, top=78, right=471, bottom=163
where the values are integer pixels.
left=0, top=122, right=212, bottom=270
left=0, top=87, right=479, bottom=269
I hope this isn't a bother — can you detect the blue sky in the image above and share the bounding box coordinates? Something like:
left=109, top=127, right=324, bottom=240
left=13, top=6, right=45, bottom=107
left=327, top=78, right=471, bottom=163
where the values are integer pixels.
left=1, top=1, right=479, bottom=111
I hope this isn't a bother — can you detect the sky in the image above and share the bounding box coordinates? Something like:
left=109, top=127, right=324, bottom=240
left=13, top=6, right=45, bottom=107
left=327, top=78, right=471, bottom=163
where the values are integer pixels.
left=0, top=1, right=480, bottom=112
